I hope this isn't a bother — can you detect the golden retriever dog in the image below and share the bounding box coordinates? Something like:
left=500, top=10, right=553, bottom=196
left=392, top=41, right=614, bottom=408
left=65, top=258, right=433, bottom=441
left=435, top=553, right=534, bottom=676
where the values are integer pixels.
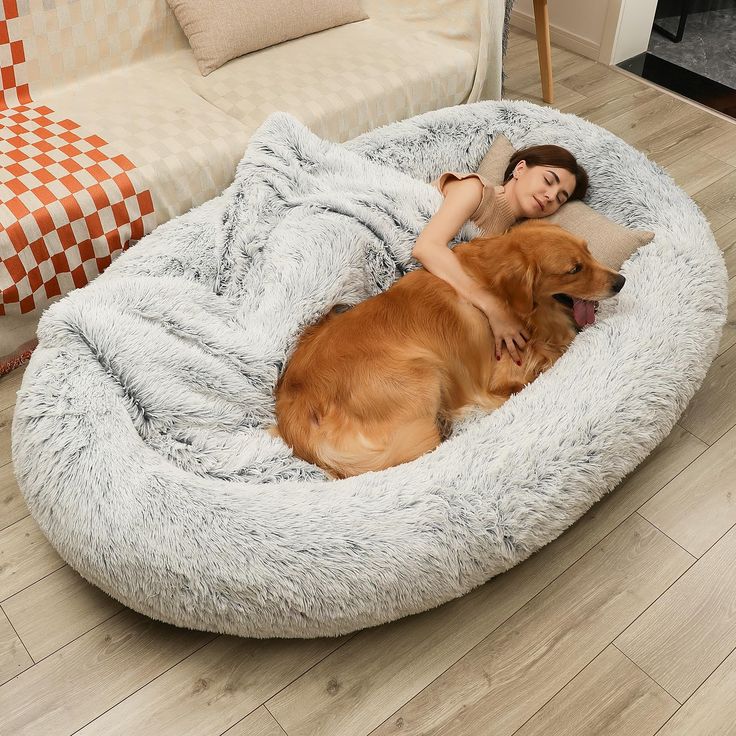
left=274, top=221, right=625, bottom=478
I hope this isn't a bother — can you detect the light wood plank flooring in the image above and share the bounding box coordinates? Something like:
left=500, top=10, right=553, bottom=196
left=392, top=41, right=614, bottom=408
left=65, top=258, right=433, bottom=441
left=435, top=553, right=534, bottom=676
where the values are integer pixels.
left=1, top=28, right=735, bottom=736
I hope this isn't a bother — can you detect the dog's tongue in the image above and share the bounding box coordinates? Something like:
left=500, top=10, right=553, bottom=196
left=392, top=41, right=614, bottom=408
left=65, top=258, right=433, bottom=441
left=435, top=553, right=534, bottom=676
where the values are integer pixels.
left=573, top=299, right=596, bottom=327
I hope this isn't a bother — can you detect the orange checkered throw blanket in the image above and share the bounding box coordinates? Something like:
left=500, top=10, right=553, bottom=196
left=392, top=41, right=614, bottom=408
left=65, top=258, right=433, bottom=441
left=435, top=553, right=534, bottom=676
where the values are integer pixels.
left=0, top=1, right=153, bottom=318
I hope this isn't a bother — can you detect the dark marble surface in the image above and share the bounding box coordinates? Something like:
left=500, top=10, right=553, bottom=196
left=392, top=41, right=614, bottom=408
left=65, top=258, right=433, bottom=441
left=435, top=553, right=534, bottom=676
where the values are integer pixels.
left=619, top=52, right=736, bottom=119
left=649, top=7, right=736, bottom=89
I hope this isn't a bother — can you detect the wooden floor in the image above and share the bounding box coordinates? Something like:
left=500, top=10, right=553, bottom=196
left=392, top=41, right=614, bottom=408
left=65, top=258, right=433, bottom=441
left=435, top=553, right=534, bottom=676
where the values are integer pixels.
left=1, top=28, right=735, bottom=736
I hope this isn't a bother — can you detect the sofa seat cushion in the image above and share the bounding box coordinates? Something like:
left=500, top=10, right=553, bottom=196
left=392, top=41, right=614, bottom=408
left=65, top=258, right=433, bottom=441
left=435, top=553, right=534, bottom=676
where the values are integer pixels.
left=41, top=57, right=252, bottom=231
left=178, top=18, right=477, bottom=142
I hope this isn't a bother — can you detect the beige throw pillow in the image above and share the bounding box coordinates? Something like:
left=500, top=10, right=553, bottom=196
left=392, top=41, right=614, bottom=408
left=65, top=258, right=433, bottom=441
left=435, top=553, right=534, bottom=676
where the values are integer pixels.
left=476, top=134, right=655, bottom=270
left=477, top=134, right=516, bottom=185
left=544, top=202, right=654, bottom=271
left=167, top=0, right=369, bottom=76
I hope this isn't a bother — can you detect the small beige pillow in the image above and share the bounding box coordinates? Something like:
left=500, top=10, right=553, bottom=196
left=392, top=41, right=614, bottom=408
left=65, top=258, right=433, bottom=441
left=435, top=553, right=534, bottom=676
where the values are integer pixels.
left=476, top=134, right=655, bottom=270
left=477, top=134, right=516, bottom=185
left=544, top=203, right=654, bottom=271
left=167, top=0, right=369, bottom=76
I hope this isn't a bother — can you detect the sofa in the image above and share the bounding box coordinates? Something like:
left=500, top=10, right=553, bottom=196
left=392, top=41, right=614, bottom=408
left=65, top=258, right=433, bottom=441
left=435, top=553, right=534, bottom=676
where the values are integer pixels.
left=0, top=0, right=510, bottom=375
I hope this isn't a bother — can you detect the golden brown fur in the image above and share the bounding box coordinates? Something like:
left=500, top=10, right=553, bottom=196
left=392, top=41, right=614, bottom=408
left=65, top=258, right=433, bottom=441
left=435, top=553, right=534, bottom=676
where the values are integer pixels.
left=275, top=222, right=625, bottom=478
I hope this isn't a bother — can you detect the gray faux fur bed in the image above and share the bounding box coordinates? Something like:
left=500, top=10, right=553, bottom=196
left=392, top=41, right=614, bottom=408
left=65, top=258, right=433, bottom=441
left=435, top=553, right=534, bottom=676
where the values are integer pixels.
left=12, top=101, right=727, bottom=638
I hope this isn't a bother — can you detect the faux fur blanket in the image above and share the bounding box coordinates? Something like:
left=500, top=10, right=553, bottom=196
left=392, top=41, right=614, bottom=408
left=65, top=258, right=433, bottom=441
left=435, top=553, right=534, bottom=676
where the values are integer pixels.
left=63, top=111, right=485, bottom=484
left=13, top=102, right=727, bottom=638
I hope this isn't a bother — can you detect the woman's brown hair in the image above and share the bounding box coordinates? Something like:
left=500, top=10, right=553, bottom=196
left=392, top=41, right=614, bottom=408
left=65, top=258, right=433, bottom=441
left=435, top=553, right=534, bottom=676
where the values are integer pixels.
left=503, top=145, right=589, bottom=201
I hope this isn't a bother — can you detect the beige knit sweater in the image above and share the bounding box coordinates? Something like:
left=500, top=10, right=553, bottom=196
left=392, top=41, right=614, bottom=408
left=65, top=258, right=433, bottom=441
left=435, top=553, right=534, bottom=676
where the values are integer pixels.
left=432, top=171, right=517, bottom=236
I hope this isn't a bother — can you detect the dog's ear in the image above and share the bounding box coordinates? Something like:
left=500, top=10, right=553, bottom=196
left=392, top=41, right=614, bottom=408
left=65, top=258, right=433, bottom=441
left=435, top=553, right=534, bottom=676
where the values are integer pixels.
left=498, top=260, right=536, bottom=318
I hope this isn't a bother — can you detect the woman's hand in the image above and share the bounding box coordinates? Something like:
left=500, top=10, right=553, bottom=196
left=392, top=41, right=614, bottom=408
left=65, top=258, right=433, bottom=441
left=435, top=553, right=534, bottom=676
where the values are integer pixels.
left=411, top=233, right=529, bottom=364
left=481, top=295, right=529, bottom=365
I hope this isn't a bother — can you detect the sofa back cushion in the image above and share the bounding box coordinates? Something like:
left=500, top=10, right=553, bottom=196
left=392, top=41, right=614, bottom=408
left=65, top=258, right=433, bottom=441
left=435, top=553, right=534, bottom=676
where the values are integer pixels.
left=3, top=0, right=189, bottom=96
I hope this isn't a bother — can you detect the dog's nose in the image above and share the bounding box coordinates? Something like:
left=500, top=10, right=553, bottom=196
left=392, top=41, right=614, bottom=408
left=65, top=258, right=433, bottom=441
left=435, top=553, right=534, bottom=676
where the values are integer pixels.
left=612, top=274, right=626, bottom=293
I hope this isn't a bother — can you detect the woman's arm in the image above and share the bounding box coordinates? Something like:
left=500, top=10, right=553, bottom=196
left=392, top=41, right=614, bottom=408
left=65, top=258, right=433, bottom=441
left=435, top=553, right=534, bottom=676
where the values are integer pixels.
left=412, top=177, right=489, bottom=308
left=412, top=176, right=528, bottom=364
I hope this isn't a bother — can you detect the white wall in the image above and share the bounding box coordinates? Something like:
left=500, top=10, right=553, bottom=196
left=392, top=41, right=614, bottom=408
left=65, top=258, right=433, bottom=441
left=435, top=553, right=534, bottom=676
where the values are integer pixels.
left=510, top=0, right=658, bottom=65
left=602, top=0, right=659, bottom=64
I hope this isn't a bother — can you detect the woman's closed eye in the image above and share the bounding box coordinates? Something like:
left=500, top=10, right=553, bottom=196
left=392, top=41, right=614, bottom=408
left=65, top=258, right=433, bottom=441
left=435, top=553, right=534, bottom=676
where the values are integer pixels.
left=545, top=176, right=569, bottom=205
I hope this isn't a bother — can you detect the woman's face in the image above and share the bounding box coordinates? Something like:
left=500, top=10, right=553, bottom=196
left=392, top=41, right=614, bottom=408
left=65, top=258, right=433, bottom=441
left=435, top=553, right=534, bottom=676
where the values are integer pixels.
left=507, top=161, right=577, bottom=219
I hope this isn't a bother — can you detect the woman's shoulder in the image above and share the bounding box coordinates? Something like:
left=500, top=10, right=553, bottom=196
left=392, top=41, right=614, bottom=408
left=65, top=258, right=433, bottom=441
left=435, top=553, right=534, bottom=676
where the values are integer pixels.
left=430, top=172, right=515, bottom=234
left=431, top=171, right=493, bottom=196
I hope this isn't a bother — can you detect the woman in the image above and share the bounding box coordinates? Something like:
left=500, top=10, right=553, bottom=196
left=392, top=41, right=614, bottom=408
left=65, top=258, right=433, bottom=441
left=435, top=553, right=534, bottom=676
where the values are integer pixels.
left=413, top=145, right=589, bottom=366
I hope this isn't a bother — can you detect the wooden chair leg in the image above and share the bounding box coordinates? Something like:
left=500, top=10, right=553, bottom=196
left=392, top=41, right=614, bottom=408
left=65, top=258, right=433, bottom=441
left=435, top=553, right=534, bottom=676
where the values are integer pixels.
left=532, top=0, right=554, bottom=104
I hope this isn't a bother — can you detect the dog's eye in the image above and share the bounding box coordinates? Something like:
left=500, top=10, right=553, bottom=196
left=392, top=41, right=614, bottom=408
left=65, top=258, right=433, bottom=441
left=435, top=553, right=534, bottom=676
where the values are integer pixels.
left=568, top=264, right=582, bottom=274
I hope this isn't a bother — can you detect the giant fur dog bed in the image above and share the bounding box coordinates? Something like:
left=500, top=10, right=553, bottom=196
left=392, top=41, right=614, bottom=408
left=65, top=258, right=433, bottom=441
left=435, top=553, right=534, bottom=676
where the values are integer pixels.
left=12, top=102, right=727, bottom=638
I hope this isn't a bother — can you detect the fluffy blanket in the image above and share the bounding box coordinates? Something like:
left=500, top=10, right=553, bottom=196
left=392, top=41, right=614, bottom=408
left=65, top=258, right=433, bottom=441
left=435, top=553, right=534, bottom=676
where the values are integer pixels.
left=12, top=102, right=728, bottom=638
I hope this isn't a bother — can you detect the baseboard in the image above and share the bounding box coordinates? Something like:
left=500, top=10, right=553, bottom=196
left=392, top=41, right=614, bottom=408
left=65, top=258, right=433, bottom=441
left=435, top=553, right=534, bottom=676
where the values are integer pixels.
left=510, top=9, right=601, bottom=62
